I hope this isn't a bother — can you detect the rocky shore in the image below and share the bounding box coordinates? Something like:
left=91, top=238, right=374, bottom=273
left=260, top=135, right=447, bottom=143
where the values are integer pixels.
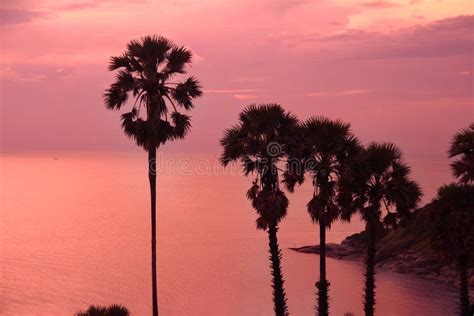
left=290, top=206, right=474, bottom=290
left=291, top=234, right=473, bottom=289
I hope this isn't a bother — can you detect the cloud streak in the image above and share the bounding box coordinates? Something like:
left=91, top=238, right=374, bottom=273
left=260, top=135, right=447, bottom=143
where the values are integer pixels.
left=232, top=94, right=259, bottom=100
left=204, top=89, right=261, bottom=94
left=307, top=89, right=372, bottom=97
left=359, top=1, right=400, bottom=8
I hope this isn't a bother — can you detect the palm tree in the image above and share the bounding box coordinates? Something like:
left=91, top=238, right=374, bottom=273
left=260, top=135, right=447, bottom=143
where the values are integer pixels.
left=220, top=104, right=297, bottom=316
left=283, top=117, right=361, bottom=316
left=353, top=143, right=422, bottom=316
left=104, top=35, right=202, bottom=316
left=449, top=123, right=474, bottom=184
left=430, top=125, right=474, bottom=315
left=76, top=305, right=129, bottom=316
left=430, top=183, right=474, bottom=316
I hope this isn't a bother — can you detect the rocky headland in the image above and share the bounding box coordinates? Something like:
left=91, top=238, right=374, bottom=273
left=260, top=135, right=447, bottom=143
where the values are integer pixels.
left=290, top=205, right=474, bottom=290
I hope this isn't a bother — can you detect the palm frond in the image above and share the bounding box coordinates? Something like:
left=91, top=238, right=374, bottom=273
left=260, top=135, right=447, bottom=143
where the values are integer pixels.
left=115, top=70, right=135, bottom=91
left=252, top=189, right=289, bottom=229
left=448, top=124, right=474, bottom=183
left=450, top=158, right=474, bottom=183
left=166, top=46, right=193, bottom=74
left=171, top=112, right=191, bottom=139
left=104, top=84, right=129, bottom=110
left=365, top=142, right=402, bottom=176
left=242, top=156, right=256, bottom=175
left=246, top=181, right=259, bottom=201
left=172, top=76, right=203, bottom=110
left=282, top=159, right=305, bottom=192
left=142, top=35, right=174, bottom=64
left=448, top=123, right=474, bottom=157
left=307, top=195, right=326, bottom=224
left=108, top=53, right=131, bottom=71
left=126, top=39, right=144, bottom=60
left=220, top=124, right=245, bottom=165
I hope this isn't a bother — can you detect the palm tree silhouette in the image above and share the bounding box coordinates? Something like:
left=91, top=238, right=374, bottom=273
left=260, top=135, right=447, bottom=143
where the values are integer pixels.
left=220, top=104, right=297, bottom=316
left=449, top=123, right=474, bottom=184
left=429, top=124, right=474, bottom=315
left=104, top=35, right=202, bottom=316
left=283, top=117, right=361, bottom=316
left=430, top=183, right=474, bottom=316
left=75, top=305, right=129, bottom=316
left=353, top=143, right=421, bottom=316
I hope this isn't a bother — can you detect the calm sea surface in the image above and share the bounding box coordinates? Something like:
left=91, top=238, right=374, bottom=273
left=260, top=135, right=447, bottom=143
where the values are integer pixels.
left=0, top=152, right=459, bottom=315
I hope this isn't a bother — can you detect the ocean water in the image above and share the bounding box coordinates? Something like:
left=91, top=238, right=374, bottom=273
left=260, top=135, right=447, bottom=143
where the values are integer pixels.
left=0, top=152, right=459, bottom=315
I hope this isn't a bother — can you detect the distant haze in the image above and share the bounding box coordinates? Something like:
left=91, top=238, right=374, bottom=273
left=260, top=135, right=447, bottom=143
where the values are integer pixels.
left=0, top=0, right=472, bottom=155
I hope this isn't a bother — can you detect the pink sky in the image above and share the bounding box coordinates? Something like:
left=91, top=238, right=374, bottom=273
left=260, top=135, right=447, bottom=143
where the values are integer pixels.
left=0, top=0, right=472, bottom=155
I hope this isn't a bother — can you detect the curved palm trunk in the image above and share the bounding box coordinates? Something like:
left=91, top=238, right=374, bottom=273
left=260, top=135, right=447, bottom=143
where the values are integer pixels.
left=316, top=219, right=329, bottom=316
left=459, top=253, right=470, bottom=316
left=268, top=224, right=288, bottom=316
left=364, top=222, right=376, bottom=316
left=148, top=148, right=159, bottom=316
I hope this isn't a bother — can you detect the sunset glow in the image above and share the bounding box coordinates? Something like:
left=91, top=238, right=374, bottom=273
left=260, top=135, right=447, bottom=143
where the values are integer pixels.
left=1, top=1, right=473, bottom=315
left=1, top=0, right=472, bottom=154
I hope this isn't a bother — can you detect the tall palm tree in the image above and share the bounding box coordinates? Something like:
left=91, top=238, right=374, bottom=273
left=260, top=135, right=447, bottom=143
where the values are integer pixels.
left=283, top=117, right=361, bottom=316
left=430, top=183, right=474, bottom=316
left=220, top=104, right=297, bottom=316
left=104, top=35, right=202, bottom=316
left=449, top=123, right=474, bottom=184
left=353, top=143, right=421, bottom=316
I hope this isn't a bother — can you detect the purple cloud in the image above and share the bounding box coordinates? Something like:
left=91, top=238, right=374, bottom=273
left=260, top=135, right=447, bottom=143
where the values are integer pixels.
left=307, top=89, right=372, bottom=97
left=0, top=9, right=46, bottom=26
left=281, top=15, right=474, bottom=59
left=0, top=0, right=149, bottom=26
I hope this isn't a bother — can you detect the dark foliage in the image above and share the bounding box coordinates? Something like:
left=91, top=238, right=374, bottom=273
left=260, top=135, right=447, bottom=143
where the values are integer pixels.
left=430, top=183, right=474, bottom=315
left=105, top=35, right=202, bottom=151
left=449, top=123, right=474, bottom=184
left=75, top=305, right=129, bottom=316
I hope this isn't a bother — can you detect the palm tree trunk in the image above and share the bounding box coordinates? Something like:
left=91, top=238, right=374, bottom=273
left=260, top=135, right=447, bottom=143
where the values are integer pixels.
left=364, top=222, right=376, bottom=316
left=317, top=219, right=329, bottom=316
left=459, top=253, right=470, bottom=316
left=148, top=148, right=159, bottom=316
left=268, top=224, right=288, bottom=316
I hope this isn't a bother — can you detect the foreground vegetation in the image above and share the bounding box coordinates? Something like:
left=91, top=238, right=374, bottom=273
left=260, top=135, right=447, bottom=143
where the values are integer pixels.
left=76, top=305, right=129, bottom=316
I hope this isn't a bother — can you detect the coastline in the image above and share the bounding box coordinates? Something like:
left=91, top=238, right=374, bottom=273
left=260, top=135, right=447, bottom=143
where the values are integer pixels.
left=290, top=204, right=474, bottom=291
left=290, top=231, right=474, bottom=291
